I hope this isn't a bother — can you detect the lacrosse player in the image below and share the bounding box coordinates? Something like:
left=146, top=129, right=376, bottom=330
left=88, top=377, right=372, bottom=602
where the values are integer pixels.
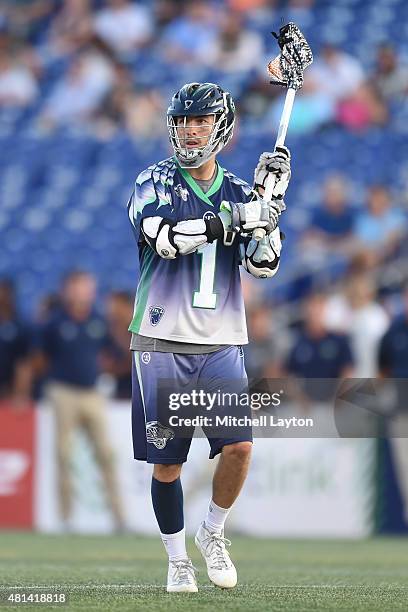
left=127, top=82, right=291, bottom=592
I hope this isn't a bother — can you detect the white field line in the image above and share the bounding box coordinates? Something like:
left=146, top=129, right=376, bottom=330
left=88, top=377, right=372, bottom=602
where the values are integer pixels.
left=2, top=584, right=408, bottom=590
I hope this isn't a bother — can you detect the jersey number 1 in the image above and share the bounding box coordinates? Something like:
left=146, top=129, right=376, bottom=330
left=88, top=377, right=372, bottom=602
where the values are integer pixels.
left=193, top=242, right=217, bottom=309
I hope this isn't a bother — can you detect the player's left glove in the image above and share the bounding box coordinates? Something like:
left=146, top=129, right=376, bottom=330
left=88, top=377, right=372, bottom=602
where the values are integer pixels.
left=254, top=146, right=291, bottom=211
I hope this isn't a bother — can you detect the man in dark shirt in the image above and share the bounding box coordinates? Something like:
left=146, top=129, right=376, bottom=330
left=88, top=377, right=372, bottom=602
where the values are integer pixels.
left=101, top=291, right=133, bottom=400
left=305, top=174, right=354, bottom=249
left=378, top=289, right=408, bottom=525
left=0, top=279, right=31, bottom=406
left=35, top=270, right=125, bottom=530
left=286, top=292, right=354, bottom=408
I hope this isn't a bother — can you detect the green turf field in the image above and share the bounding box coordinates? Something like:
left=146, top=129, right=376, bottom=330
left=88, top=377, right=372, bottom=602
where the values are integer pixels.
left=0, top=533, right=407, bottom=611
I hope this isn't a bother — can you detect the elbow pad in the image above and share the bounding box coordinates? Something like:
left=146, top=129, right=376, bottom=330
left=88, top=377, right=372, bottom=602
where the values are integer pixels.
left=142, top=216, right=226, bottom=259
left=241, top=227, right=282, bottom=278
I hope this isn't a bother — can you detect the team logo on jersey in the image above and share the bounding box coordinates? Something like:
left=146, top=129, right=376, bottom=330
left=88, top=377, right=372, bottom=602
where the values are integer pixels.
left=146, top=421, right=175, bottom=449
left=141, top=352, right=151, bottom=364
left=203, top=211, right=216, bottom=221
left=174, top=184, right=189, bottom=201
left=184, top=100, right=193, bottom=110
left=149, top=305, right=165, bottom=326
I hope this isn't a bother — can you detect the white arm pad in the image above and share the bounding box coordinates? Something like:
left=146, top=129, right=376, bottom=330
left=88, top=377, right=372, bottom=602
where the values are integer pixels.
left=241, top=227, right=282, bottom=278
left=142, top=217, right=209, bottom=259
left=173, top=219, right=208, bottom=255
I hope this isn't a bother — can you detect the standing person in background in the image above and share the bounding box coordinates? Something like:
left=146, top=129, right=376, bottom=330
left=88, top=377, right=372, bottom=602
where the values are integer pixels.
left=325, top=273, right=389, bottom=377
left=101, top=290, right=133, bottom=400
left=0, top=279, right=32, bottom=407
left=285, top=292, right=354, bottom=417
left=33, top=270, right=125, bottom=531
left=378, top=285, right=408, bottom=526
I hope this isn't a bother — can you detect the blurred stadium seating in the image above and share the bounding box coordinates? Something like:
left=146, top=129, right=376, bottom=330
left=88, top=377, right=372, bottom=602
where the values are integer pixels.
left=0, top=0, right=406, bottom=314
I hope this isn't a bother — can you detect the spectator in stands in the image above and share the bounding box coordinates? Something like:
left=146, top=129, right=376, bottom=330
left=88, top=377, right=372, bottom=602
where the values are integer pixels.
left=204, top=10, right=264, bottom=74
left=93, top=0, right=153, bottom=57
left=285, top=292, right=354, bottom=407
left=267, top=74, right=335, bottom=135
left=304, top=174, right=355, bottom=252
left=3, top=0, right=55, bottom=42
left=325, top=273, right=389, bottom=377
left=40, top=48, right=114, bottom=128
left=95, top=63, right=165, bottom=140
left=48, top=0, right=93, bottom=58
left=153, top=0, right=183, bottom=32
left=101, top=291, right=133, bottom=400
left=34, top=270, right=125, bottom=531
left=227, top=0, right=271, bottom=11
left=372, top=44, right=408, bottom=104
left=336, top=83, right=388, bottom=132
left=353, top=185, right=406, bottom=268
left=0, top=279, right=32, bottom=406
left=160, top=1, right=218, bottom=65
left=244, top=303, right=288, bottom=379
left=308, top=44, right=364, bottom=106
left=0, top=48, right=38, bottom=106
left=378, top=285, right=408, bottom=525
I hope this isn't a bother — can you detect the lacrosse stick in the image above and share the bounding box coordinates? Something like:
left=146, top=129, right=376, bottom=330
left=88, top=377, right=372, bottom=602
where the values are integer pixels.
left=253, top=23, right=313, bottom=241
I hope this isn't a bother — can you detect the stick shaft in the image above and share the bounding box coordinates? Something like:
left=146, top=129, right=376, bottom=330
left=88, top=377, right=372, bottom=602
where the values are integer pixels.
left=253, top=88, right=296, bottom=241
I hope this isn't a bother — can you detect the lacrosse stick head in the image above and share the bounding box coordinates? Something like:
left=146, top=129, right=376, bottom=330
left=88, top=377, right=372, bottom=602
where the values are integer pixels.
left=267, top=22, right=313, bottom=90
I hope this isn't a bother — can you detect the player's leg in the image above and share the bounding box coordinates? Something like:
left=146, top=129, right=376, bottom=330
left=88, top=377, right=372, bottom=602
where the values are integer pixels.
left=210, top=440, right=252, bottom=522
left=196, top=346, right=252, bottom=588
left=152, top=463, right=197, bottom=592
left=132, top=351, right=197, bottom=592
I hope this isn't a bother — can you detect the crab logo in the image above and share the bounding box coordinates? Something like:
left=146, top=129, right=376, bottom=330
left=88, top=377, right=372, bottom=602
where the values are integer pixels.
left=174, top=184, right=189, bottom=201
left=149, top=305, right=165, bottom=326
left=146, top=421, right=175, bottom=449
left=184, top=99, right=193, bottom=110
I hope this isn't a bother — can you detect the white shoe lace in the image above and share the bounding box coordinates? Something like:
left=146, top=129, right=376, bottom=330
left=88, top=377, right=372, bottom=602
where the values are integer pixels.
left=201, top=528, right=232, bottom=571
left=170, top=559, right=198, bottom=585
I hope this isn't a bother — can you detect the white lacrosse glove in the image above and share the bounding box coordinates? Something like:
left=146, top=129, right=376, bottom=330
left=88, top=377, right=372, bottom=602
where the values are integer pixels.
left=220, top=198, right=280, bottom=234
left=241, top=227, right=282, bottom=279
left=254, top=146, right=291, bottom=209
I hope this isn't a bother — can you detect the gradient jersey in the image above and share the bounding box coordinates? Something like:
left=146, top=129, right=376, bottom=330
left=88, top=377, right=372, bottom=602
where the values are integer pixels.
left=128, top=157, right=254, bottom=345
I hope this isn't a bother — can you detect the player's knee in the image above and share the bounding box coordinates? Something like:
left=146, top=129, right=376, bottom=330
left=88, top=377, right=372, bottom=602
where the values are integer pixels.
left=221, top=441, right=252, bottom=462
left=153, top=463, right=182, bottom=482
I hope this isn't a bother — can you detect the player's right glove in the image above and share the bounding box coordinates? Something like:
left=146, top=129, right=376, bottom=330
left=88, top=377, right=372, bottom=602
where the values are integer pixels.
left=240, top=226, right=282, bottom=279
left=219, top=197, right=280, bottom=235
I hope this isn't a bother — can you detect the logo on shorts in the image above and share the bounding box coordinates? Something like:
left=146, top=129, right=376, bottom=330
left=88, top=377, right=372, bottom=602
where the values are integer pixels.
left=146, top=421, right=175, bottom=449
left=175, top=184, right=189, bottom=201
left=238, top=346, right=244, bottom=358
left=141, top=352, right=151, bottom=364
left=149, top=305, right=165, bottom=326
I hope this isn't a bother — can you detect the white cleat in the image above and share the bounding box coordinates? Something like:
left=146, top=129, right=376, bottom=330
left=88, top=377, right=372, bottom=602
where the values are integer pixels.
left=166, top=558, right=198, bottom=593
left=195, top=522, right=237, bottom=589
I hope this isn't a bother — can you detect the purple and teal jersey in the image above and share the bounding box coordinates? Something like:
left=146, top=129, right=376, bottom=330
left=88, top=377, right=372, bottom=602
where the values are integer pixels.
left=128, top=157, right=254, bottom=345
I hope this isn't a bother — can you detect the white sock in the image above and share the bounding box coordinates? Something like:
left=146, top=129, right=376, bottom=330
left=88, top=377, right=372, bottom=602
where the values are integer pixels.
left=160, top=527, right=187, bottom=561
left=204, top=500, right=231, bottom=533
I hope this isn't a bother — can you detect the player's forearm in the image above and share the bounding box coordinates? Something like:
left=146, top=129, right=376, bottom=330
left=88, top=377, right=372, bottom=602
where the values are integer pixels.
left=141, top=214, right=236, bottom=259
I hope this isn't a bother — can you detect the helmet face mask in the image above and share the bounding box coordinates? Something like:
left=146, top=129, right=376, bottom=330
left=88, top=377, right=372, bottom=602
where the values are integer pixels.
left=167, top=83, right=235, bottom=168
